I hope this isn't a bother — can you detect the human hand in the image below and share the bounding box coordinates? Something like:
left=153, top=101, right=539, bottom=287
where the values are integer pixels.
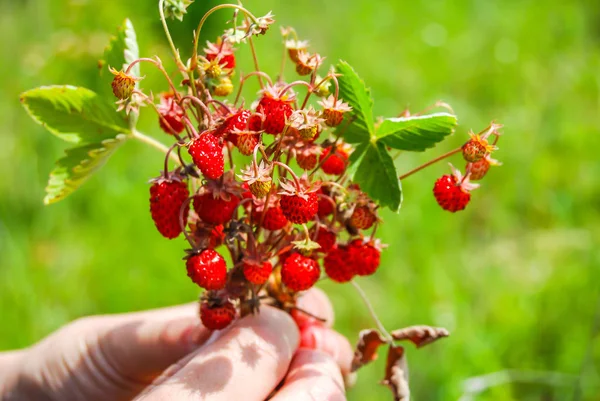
left=0, top=289, right=353, bottom=401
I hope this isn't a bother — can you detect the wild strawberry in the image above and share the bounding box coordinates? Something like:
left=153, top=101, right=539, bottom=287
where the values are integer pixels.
left=295, top=52, right=323, bottom=76
left=350, top=205, right=377, bottom=230
left=186, top=249, right=227, bottom=290
left=280, top=192, right=318, bottom=224
left=149, top=177, right=189, bottom=239
left=210, top=76, right=234, bottom=97
left=324, top=246, right=355, bottom=282
left=468, top=154, right=501, bottom=181
left=235, top=132, right=261, bottom=155
left=320, top=147, right=348, bottom=175
left=188, top=131, right=224, bottom=180
left=214, top=109, right=251, bottom=140
left=157, top=93, right=185, bottom=135
left=433, top=164, right=479, bottom=212
left=347, top=239, right=381, bottom=277
left=318, top=95, right=352, bottom=127
left=281, top=253, right=321, bottom=291
left=316, top=187, right=334, bottom=218
left=240, top=161, right=272, bottom=198
left=286, top=39, right=309, bottom=63
left=257, top=85, right=294, bottom=134
left=289, top=108, right=323, bottom=141
left=297, top=152, right=317, bottom=170
left=193, top=192, right=240, bottom=225
left=200, top=300, right=235, bottom=330
left=462, top=132, right=496, bottom=163
left=109, top=67, right=140, bottom=99
left=243, top=260, right=273, bottom=285
left=204, top=39, right=236, bottom=69
left=254, top=205, right=289, bottom=230
left=314, top=226, right=336, bottom=253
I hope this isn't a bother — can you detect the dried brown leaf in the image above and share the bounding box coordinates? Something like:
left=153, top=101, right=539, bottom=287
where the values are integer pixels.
left=381, top=345, right=410, bottom=401
left=351, top=329, right=387, bottom=372
left=391, top=325, right=449, bottom=348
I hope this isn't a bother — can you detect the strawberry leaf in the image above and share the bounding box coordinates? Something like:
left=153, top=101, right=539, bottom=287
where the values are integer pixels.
left=375, top=112, right=458, bottom=151
left=44, top=134, right=129, bottom=205
left=20, top=86, right=130, bottom=144
left=334, top=61, right=375, bottom=143
left=348, top=141, right=402, bottom=212
left=391, top=325, right=450, bottom=348
left=99, top=18, right=140, bottom=99
left=381, top=345, right=410, bottom=401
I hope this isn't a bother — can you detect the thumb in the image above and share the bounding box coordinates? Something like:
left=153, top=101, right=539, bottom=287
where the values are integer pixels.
left=18, top=303, right=210, bottom=401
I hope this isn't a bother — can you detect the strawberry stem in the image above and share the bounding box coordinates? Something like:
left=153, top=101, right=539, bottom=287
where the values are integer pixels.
left=398, top=147, right=462, bottom=181
left=158, top=0, right=186, bottom=71
left=131, top=130, right=180, bottom=165
left=273, top=161, right=301, bottom=190
left=351, top=280, right=393, bottom=343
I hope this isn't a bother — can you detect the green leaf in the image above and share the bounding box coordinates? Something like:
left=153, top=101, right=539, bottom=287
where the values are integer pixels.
left=347, top=141, right=402, bottom=212
left=99, top=18, right=140, bottom=98
left=44, top=134, right=129, bottom=205
left=334, top=61, right=375, bottom=143
left=20, top=86, right=129, bottom=144
left=376, top=112, right=458, bottom=151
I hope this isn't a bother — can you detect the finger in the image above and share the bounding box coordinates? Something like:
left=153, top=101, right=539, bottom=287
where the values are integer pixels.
left=292, top=287, right=335, bottom=329
left=20, top=303, right=210, bottom=401
left=270, top=349, right=346, bottom=401
left=135, top=306, right=299, bottom=401
left=299, top=325, right=353, bottom=376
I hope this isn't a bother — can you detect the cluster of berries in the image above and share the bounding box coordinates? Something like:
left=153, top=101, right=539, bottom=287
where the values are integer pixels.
left=110, top=7, right=500, bottom=331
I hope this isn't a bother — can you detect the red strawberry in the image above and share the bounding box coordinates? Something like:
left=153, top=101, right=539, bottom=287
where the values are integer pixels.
left=324, top=246, right=355, bottom=282
left=188, top=132, right=224, bottom=180
left=254, top=206, right=289, bottom=230
left=257, top=87, right=294, bottom=134
left=157, top=93, right=185, bottom=134
left=208, top=224, right=225, bottom=249
left=350, top=205, right=376, bottom=230
left=186, top=249, right=227, bottom=290
left=280, top=192, right=318, bottom=224
left=347, top=240, right=380, bottom=276
left=243, top=260, right=273, bottom=285
left=433, top=175, right=471, bottom=212
left=214, top=109, right=251, bottom=141
left=281, top=253, right=321, bottom=291
left=204, top=39, right=236, bottom=69
left=297, top=152, right=317, bottom=170
left=314, top=227, right=336, bottom=253
left=149, top=178, right=189, bottom=239
left=200, top=300, right=235, bottom=330
left=317, top=188, right=334, bottom=218
left=193, top=192, right=240, bottom=225
left=320, top=147, right=348, bottom=175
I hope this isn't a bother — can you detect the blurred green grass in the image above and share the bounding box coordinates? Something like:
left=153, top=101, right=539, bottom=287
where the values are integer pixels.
left=1, top=0, right=599, bottom=400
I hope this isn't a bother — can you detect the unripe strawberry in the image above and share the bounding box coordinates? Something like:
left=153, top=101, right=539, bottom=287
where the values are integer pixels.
left=193, top=192, right=240, bottom=225
left=149, top=178, right=189, bottom=239
left=243, top=260, right=273, bottom=285
left=188, top=132, right=224, bottom=180
left=318, top=95, right=352, bottom=127
left=299, top=125, right=319, bottom=140
left=286, top=39, right=309, bottom=63
left=320, top=147, right=348, bottom=176
left=200, top=300, right=235, bottom=330
left=350, top=205, right=376, bottom=230
left=468, top=154, right=500, bottom=181
left=295, top=52, right=323, bottom=76
left=249, top=180, right=272, bottom=198
left=324, top=246, right=355, bottom=282
left=314, top=226, right=336, bottom=253
left=462, top=133, right=496, bottom=163
left=236, top=133, right=261, bottom=155
left=186, top=249, right=227, bottom=290
left=212, top=77, right=234, bottom=97
left=281, top=253, right=321, bottom=291
left=109, top=68, right=138, bottom=99
left=280, top=192, right=319, bottom=224
left=347, top=240, right=380, bottom=277
left=157, top=93, right=185, bottom=135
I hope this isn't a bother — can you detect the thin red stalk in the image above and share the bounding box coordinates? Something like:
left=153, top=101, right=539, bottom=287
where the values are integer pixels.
left=398, top=147, right=462, bottom=181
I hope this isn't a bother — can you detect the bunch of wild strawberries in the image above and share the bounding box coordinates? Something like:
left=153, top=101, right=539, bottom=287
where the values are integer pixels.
left=111, top=10, right=501, bottom=331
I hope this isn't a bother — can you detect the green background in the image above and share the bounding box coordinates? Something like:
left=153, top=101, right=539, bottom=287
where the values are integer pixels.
left=1, top=0, right=599, bottom=400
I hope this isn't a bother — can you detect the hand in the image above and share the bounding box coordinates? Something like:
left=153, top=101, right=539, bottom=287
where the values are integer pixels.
left=0, top=289, right=353, bottom=401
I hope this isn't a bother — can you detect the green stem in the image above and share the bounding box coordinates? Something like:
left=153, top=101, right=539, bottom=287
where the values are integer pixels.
left=351, top=280, right=393, bottom=343
left=158, top=0, right=186, bottom=71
